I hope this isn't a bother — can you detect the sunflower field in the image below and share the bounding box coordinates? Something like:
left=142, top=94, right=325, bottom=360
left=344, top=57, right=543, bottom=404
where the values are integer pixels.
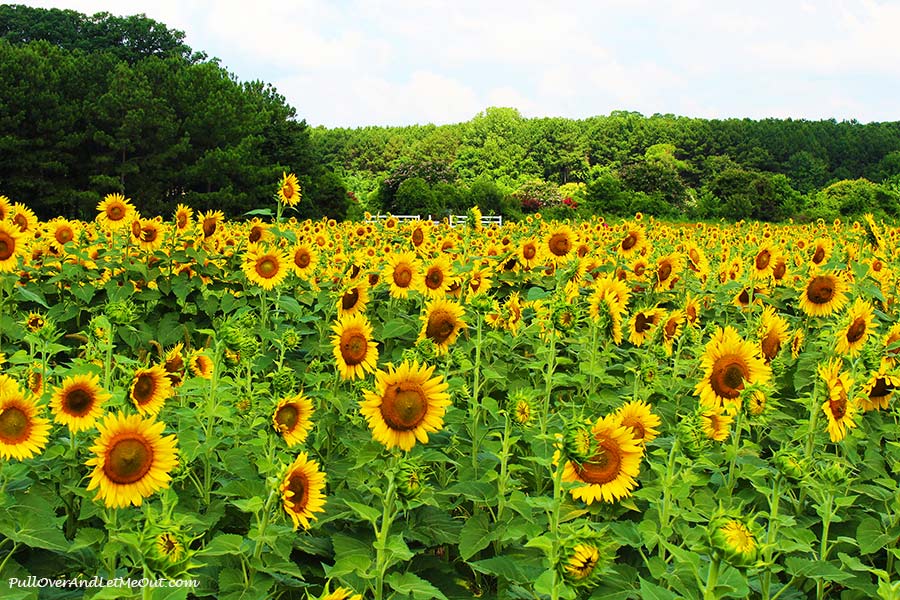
left=1, top=185, right=900, bottom=600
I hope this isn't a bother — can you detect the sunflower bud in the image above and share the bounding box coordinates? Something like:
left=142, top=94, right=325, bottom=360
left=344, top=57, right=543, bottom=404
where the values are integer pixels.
left=773, top=450, right=806, bottom=481
left=818, top=459, right=850, bottom=486
left=105, top=299, right=138, bottom=325
left=562, top=420, right=598, bottom=466
left=396, top=459, right=427, bottom=503
left=677, top=410, right=711, bottom=458
left=709, top=516, right=759, bottom=567
left=559, top=525, right=616, bottom=587
left=281, top=328, right=301, bottom=351
left=505, top=390, right=535, bottom=427
left=270, top=366, right=297, bottom=397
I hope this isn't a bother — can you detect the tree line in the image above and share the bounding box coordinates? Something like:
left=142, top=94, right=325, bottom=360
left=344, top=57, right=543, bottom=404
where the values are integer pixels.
left=3, top=5, right=899, bottom=223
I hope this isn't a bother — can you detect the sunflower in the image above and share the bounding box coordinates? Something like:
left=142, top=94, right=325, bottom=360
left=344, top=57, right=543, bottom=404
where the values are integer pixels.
left=243, top=244, right=291, bottom=291
left=331, top=313, right=379, bottom=380
left=272, top=394, right=314, bottom=446
left=684, top=241, right=710, bottom=280
left=48, top=218, right=78, bottom=252
left=337, top=282, right=369, bottom=318
left=85, top=412, right=178, bottom=508
left=173, top=204, right=193, bottom=232
left=421, top=256, right=454, bottom=298
left=0, top=194, right=9, bottom=220
left=617, top=226, right=646, bottom=258
left=278, top=172, right=302, bottom=207
left=562, top=414, right=644, bottom=504
left=189, top=351, right=214, bottom=379
left=798, top=272, right=848, bottom=317
left=546, top=225, right=575, bottom=263
left=130, top=365, right=174, bottom=417
left=750, top=243, right=776, bottom=279
left=24, top=311, right=46, bottom=333
left=131, top=217, right=166, bottom=252
left=835, top=297, right=875, bottom=357
left=701, top=406, right=733, bottom=442
left=0, top=388, right=51, bottom=460
left=384, top=251, right=421, bottom=299
left=0, top=221, right=24, bottom=272
left=320, top=588, right=363, bottom=600
left=818, top=358, right=857, bottom=442
left=654, top=254, right=680, bottom=291
left=627, top=307, right=664, bottom=347
left=810, top=237, right=832, bottom=266
left=661, top=310, right=684, bottom=356
left=198, top=210, right=224, bottom=241
left=50, top=372, right=110, bottom=433
left=695, top=326, right=771, bottom=411
left=860, top=360, right=900, bottom=412
left=615, top=400, right=661, bottom=445
left=360, top=361, right=451, bottom=451
left=884, top=324, right=900, bottom=365
left=418, top=299, right=467, bottom=355
left=96, top=193, right=135, bottom=230
left=564, top=543, right=601, bottom=583
left=26, top=362, right=44, bottom=396
left=713, top=519, right=758, bottom=565
left=466, top=267, right=493, bottom=297
left=162, top=343, right=186, bottom=387
left=758, top=306, right=790, bottom=363
left=154, top=532, right=184, bottom=563
left=280, top=452, right=326, bottom=530
left=290, top=243, right=318, bottom=279
left=684, top=294, right=702, bottom=328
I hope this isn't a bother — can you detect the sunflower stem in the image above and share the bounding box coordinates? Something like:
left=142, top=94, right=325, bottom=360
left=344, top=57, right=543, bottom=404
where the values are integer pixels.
left=726, top=409, right=743, bottom=494
left=761, top=476, right=782, bottom=600
left=0, top=541, right=18, bottom=577
left=588, top=318, right=599, bottom=397
left=816, top=492, right=834, bottom=600
left=252, top=487, right=279, bottom=561
left=471, top=313, right=483, bottom=477
left=493, top=412, right=513, bottom=554
left=373, top=456, right=399, bottom=600
left=201, top=341, right=224, bottom=506
left=703, top=555, right=721, bottom=600
left=658, top=436, right=680, bottom=563
left=548, top=444, right=566, bottom=600
left=104, top=322, right=116, bottom=392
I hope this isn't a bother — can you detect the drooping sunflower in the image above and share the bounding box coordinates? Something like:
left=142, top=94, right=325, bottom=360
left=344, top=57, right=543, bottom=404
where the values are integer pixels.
left=331, top=313, right=379, bottom=380
left=189, top=351, right=214, bottom=379
left=359, top=361, right=451, bottom=451
left=818, top=358, right=857, bottom=442
left=384, top=251, right=421, bottom=299
left=684, top=293, right=702, bottom=329
left=85, top=412, right=179, bottom=508
left=130, top=365, right=174, bottom=417
left=798, top=272, right=848, bottom=317
left=162, top=343, right=185, bottom=387
left=835, top=297, right=875, bottom=357
left=278, top=172, right=302, bottom=207
left=860, top=360, right=900, bottom=412
left=280, top=452, right=326, bottom=530
left=0, top=221, right=24, bottom=272
left=50, top=372, right=110, bottom=433
left=758, top=305, right=790, bottom=363
left=198, top=210, right=224, bottom=242
left=418, top=299, right=467, bottom=355
left=615, top=400, right=661, bottom=446
left=96, top=193, right=135, bottom=231
left=466, top=267, right=493, bottom=297
left=661, top=310, right=685, bottom=356
left=750, top=242, right=776, bottom=279
left=701, top=405, right=733, bottom=442
left=243, top=244, right=291, bottom=291
left=337, top=281, right=369, bottom=318
left=564, top=543, right=602, bottom=583
left=0, top=388, right=52, bottom=460
left=684, top=241, right=710, bottom=281
left=562, top=414, right=644, bottom=504
left=695, top=326, right=771, bottom=411
left=272, top=393, right=314, bottom=446
left=627, top=307, right=664, bottom=347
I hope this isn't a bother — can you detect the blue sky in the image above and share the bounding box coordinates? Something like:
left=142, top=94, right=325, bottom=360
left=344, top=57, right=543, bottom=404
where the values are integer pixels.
left=20, top=0, right=900, bottom=127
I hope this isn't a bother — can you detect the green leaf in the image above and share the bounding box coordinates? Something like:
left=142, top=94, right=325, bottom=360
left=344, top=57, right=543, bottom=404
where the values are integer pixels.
left=200, top=533, right=246, bottom=556
left=385, top=572, right=448, bottom=600
left=458, top=512, right=496, bottom=560
left=785, top=557, right=854, bottom=582
left=857, top=517, right=894, bottom=555
left=329, top=533, right=373, bottom=577
left=469, top=556, right=527, bottom=582
left=639, top=577, right=678, bottom=600
left=15, top=286, right=49, bottom=308
left=345, top=500, right=381, bottom=524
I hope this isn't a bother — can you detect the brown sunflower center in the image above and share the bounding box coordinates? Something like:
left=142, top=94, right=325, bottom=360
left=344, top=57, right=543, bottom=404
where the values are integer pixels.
left=341, top=288, right=360, bottom=310
left=56, top=227, right=73, bottom=244
left=634, top=263, right=646, bottom=277
left=845, top=318, right=867, bottom=344
left=425, top=268, right=444, bottom=290
left=285, top=472, right=309, bottom=511
left=0, top=406, right=30, bottom=443
left=275, top=404, right=299, bottom=431
left=108, top=205, right=124, bottom=221
left=282, top=182, right=295, bottom=198
left=773, top=261, right=786, bottom=280
left=574, top=441, right=622, bottom=484
left=664, top=318, right=678, bottom=339
left=393, top=264, right=413, bottom=287
left=176, top=213, right=188, bottom=229
left=0, top=235, right=13, bottom=261
left=621, top=233, right=637, bottom=251
left=761, top=332, right=781, bottom=362
left=13, top=214, right=28, bottom=231
left=738, top=289, right=750, bottom=305
left=869, top=378, right=890, bottom=398
left=104, top=436, right=153, bottom=484
left=755, top=250, right=771, bottom=270
left=381, top=383, right=428, bottom=431
left=710, top=358, right=748, bottom=399
left=829, top=396, right=847, bottom=419
left=806, top=276, right=835, bottom=305
left=658, top=262, right=672, bottom=282
left=160, top=534, right=178, bottom=554
left=340, top=331, right=369, bottom=365
left=522, top=243, right=537, bottom=260
left=812, top=246, right=826, bottom=264
left=412, top=228, right=424, bottom=246
left=141, top=226, right=158, bottom=243
left=634, top=312, right=653, bottom=333
left=202, top=218, right=217, bottom=238
left=256, top=256, right=278, bottom=278
left=294, top=250, right=311, bottom=269
left=548, top=233, right=571, bottom=257
left=425, top=309, right=457, bottom=345
left=64, top=387, right=94, bottom=416
left=623, top=419, right=646, bottom=441
left=249, top=227, right=263, bottom=243
left=132, top=374, right=156, bottom=405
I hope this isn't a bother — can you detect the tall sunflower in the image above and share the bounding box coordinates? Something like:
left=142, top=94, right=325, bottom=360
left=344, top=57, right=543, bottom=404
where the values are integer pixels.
left=280, top=452, right=326, bottom=530
left=243, top=244, right=291, bottom=291
left=278, top=172, right=302, bottom=207
left=384, top=251, right=421, bottom=299
left=661, top=310, right=685, bottom=356
left=173, top=204, right=193, bottom=233
left=360, top=361, right=451, bottom=451
left=517, top=237, right=544, bottom=270
left=331, top=313, right=379, bottom=380
left=272, top=394, right=314, bottom=446
left=0, top=221, right=24, bottom=272
left=654, top=254, right=680, bottom=291
left=798, top=272, right=849, bottom=317
left=562, top=414, right=644, bottom=504
left=818, top=359, right=857, bottom=442
left=615, top=400, right=661, bottom=446
left=418, top=299, right=467, bottom=355
left=835, top=297, right=875, bottom=357
left=695, top=326, right=771, bottom=411
left=750, top=243, right=776, bottom=279
left=130, top=365, right=174, bottom=417
left=50, top=372, right=110, bottom=433
left=0, top=388, right=51, bottom=460
left=96, top=193, right=135, bottom=231
left=85, top=412, right=178, bottom=508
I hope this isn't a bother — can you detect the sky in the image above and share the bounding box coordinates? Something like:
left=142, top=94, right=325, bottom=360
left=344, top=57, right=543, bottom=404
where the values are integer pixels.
left=17, top=0, right=900, bottom=128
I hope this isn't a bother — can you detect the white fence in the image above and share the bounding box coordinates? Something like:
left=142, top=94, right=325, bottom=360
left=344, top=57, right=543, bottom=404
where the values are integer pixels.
left=366, top=214, right=503, bottom=227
